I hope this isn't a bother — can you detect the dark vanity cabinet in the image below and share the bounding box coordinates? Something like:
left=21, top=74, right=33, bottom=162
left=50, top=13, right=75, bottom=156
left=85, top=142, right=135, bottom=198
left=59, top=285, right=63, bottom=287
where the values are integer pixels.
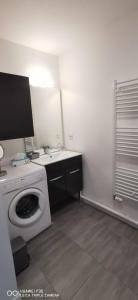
left=46, top=155, right=83, bottom=210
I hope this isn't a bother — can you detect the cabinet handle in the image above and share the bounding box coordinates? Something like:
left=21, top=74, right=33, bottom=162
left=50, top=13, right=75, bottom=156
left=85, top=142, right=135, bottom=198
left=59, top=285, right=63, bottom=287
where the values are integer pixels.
left=49, top=175, right=63, bottom=182
left=69, top=169, right=80, bottom=175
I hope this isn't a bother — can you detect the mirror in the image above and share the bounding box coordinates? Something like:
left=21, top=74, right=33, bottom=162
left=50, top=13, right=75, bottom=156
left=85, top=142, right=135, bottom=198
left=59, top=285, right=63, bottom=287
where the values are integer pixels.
left=0, top=145, right=4, bottom=160
left=30, top=87, right=63, bottom=149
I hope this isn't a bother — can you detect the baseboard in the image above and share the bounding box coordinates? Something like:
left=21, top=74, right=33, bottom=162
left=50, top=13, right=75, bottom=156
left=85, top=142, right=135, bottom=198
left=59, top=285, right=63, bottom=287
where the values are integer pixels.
left=81, top=195, right=138, bottom=229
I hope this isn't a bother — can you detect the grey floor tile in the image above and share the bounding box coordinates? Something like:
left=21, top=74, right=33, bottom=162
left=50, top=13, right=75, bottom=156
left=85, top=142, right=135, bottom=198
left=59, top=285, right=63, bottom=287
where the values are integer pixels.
left=126, top=228, right=138, bottom=246
left=53, top=203, right=95, bottom=234
left=16, top=201, right=138, bottom=300
left=72, top=263, right=128, bottom=300
left=115, top=287, right=137, bottom=300
left=17, top=264, right=46, bottom=289
left=17, top=264, right=61, bottom=299
left=29, top=228, right=75, bottom=270
left=27, top=224, right=56, bottom=254
left=100, top=214, right=138, bottom=246
left=53, top=209, right=106, bottom=250
left=41, top=242, right=96, bottom=300
left=108, top=219, right=137, bottom=240
left=121, top=260, right=138, bottom=295
left=86, top=227, right=129, bottom=263
left=72, top=271, right=137, bottom=300
left=101, top=240, right=138, bottom=292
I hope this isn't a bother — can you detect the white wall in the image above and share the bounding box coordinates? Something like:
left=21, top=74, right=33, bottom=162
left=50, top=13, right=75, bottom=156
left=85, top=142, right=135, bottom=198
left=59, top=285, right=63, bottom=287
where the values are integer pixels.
left=59, top=10, right=138, bottom=223
left=0, top=204, right=17, bottom=300
left=0, top=38, right=60, bottom=160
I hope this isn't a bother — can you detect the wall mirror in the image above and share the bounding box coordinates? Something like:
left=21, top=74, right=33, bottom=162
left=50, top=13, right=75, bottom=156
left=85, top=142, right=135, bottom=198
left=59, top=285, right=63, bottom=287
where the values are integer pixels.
left=30, top=87, right=63, bottom=149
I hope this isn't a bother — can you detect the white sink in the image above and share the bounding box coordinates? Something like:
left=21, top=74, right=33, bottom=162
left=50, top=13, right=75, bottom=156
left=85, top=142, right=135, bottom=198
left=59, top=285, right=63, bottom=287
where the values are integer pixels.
left=32, top=150, right=81, bottom=166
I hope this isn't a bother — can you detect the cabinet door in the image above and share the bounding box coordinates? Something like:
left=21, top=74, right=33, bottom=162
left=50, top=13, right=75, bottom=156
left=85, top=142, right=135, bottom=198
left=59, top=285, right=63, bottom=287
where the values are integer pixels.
left=66, top=156, right=83, bottom=195
left=48, top=175, right=67, bottom=209
left=46, top=160, right=65, bottom=180
left=46, top=156, right=83, bottom=209
left=46, top=161, right=67, bottom=209
left=67, top=169, right=82, bottom=195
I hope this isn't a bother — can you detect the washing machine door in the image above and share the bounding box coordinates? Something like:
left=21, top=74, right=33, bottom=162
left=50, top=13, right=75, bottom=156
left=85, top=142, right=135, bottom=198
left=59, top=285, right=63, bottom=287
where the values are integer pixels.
left=9, top=188, right=46, bottom=227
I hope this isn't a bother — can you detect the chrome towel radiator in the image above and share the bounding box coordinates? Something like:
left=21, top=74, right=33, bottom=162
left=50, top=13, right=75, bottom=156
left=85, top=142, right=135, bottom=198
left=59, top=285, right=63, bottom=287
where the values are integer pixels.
left=113, top=79, right=138, bottom=203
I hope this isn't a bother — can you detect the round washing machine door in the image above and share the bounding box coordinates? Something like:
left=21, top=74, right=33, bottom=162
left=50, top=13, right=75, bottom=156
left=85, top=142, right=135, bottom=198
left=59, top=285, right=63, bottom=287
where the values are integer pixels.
left=9, top=188, right=46, bottom=227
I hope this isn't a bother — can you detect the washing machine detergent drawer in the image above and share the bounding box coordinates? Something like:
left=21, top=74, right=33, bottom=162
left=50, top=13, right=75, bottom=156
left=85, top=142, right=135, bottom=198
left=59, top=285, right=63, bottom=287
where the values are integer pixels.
left=1, top=173, right=44, bottom=193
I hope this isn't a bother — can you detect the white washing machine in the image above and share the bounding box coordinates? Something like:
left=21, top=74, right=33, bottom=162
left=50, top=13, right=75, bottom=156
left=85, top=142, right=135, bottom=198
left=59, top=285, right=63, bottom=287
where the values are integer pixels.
left=0, top=162, right=51, bottom=241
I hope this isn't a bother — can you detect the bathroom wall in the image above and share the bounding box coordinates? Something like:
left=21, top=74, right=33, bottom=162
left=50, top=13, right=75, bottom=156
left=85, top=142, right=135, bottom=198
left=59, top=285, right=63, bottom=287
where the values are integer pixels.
left=0, top=38, right=60, bottom=160
left=59, top=10, right=138, bottom=223
left=0, top=205, right=17, bottom=300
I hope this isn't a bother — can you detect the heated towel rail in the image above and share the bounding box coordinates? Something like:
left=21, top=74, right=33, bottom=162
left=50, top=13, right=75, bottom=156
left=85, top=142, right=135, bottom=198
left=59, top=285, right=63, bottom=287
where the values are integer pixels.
left=113, top=79, right=138, bottom=203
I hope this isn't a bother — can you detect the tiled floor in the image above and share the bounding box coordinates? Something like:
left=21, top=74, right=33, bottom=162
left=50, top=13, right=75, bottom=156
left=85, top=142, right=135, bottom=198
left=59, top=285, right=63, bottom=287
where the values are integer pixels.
left=17, top=200, right=138, bottom=300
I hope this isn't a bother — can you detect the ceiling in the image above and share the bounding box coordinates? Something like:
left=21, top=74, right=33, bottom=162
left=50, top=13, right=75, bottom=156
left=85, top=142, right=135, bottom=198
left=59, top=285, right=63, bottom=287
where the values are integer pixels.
left=0, top=0, right=138, bottom=55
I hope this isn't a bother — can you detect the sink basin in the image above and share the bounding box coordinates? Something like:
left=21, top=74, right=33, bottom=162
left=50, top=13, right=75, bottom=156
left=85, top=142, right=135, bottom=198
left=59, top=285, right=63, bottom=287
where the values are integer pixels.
left=32, top=150, right=81, bottom=166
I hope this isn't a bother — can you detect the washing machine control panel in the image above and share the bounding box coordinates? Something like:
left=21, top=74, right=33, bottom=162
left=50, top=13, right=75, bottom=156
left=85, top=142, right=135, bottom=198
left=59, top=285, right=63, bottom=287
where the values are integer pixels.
left=1, top=172, right=45, bottom=194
